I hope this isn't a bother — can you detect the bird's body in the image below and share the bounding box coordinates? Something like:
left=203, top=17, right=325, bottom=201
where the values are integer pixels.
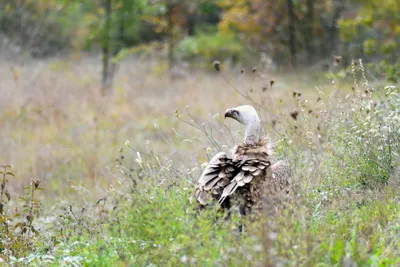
left=194, top=105, right=291, bottom=215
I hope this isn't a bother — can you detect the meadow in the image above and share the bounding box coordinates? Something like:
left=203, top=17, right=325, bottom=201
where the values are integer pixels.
left=0, top=54, right=399, bottom=266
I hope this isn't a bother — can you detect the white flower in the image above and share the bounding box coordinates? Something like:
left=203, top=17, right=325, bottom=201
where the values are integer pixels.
left=269, top=232, right=278, bottom=240
left=135, top=152, right=143, bottom=166
left=253, top=244, right=263, bottom=252
left=180, top=255, right=188, bottom=263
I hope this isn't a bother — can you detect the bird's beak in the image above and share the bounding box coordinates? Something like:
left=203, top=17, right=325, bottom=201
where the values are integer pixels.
left=224, top=109, right=233, bottom=119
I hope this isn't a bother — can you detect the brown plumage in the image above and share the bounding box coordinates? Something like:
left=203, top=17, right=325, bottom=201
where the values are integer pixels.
left=194, top=105, right=291, bottom=216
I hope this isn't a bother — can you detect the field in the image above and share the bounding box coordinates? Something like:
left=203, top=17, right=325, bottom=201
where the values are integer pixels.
left=0, top=55, right=399, bottom=266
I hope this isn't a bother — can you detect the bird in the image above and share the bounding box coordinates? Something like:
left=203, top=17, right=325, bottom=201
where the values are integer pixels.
left=194, top=105, right=291, bottom=216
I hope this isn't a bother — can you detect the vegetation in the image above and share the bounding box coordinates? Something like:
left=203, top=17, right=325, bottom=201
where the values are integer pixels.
left=0, top=57, right=399, bottom=265
left=0, top=0, right=399, bottom=266
left=1, top=0, right=398, bottom=84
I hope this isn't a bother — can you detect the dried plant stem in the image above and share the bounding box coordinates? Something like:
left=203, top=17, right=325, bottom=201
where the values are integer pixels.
left=27, top=181, right=35, bottom=240
left=0, top=165, right=6, bottom=205
left=178, top=108, right=222, bottom=152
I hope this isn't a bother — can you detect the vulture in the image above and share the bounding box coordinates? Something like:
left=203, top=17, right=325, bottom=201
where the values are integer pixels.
left=194, top=105, right=291, bottom=216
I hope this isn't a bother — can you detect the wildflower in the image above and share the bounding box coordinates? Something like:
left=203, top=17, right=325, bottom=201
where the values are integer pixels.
left=269, top=232, right=278, bottom=240
left=180, top=255, right=188, bottom=263
left=253, top=244, right=263, bottom=252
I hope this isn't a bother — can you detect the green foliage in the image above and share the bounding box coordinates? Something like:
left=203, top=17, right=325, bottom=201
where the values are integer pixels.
left=79, top=0, right=148, bottom=50
left=324, top=74, right=399, bottom=188
left=176, top=32, right=242, bottom=65
left=0, top=0, right=73, bottom=56
left=366, top=60, right=400, bottom=83
left=0, top=166, right=43, bottom=262
left=1, top=0, right=398, bottom=71
left=339, top=0, right=400, bottom=61
left=8, top=179, right=399, bottom=266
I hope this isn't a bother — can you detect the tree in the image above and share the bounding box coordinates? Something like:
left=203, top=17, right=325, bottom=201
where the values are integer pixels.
left=287, top=0, right=296, bottom=67
left=339, top=0, right=399, bottom=61
left=0, top=0, right=73, bottom=57
left=145, top=0, right=187, bottom=74
left=101, top=0, right=113, bottom=92
left=75, top=0, right=146, bottom=94
left=304, top=0, right=315, bottom=62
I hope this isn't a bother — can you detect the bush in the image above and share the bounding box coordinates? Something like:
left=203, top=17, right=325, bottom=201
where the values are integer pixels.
left=0, top=1, right=71, bottom=57
left=176, top=32, right=242, bottom=66
left=324, top=73, right=399, bottom=188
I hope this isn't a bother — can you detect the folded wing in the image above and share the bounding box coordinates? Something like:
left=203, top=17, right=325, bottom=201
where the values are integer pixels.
left=195, top=150, right=271, bottom=206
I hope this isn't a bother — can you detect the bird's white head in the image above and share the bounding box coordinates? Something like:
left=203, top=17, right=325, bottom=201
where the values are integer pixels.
left=224, top=105, right=261, bottom=145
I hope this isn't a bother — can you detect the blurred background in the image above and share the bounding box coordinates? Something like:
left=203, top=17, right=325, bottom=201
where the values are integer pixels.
left=0, top=0, right=398, bottom=86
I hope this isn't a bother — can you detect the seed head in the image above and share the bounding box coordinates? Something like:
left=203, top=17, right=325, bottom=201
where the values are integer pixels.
left=32, top=180, right=41, bottom=189
left=212, top=60, right=221, bottom=71
left=292, top=91, right=302, bottom=98
left=334, top=56, right=342, bottom=64
left=290, top=111, right=299, bottom=120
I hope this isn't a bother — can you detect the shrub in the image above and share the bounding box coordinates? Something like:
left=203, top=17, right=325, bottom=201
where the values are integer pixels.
left=0, top=165, right=43, bottom=262
left=324, top=68, right=399, bottom=188
left=176, top=32, right=242, bottom=66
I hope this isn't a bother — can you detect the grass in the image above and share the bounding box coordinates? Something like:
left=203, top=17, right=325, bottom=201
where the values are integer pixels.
left=0, top=55, right=399, bottom=266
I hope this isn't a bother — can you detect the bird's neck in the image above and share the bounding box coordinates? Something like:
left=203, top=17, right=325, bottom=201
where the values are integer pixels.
left=244, top=121, right=260, bottom=146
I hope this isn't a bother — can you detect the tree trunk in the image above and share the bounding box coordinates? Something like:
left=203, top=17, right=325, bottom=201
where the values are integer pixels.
left=304, top=0, right=314, bottom=64
left=167, top=2, right=175, bottom=74
left=330, top=0, right=345, bottom=56
left=287, top=0, right=296, bottom=67
left=186, top=3, right=196, bottom=36
left=101, top=0, right=112, bottom=94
